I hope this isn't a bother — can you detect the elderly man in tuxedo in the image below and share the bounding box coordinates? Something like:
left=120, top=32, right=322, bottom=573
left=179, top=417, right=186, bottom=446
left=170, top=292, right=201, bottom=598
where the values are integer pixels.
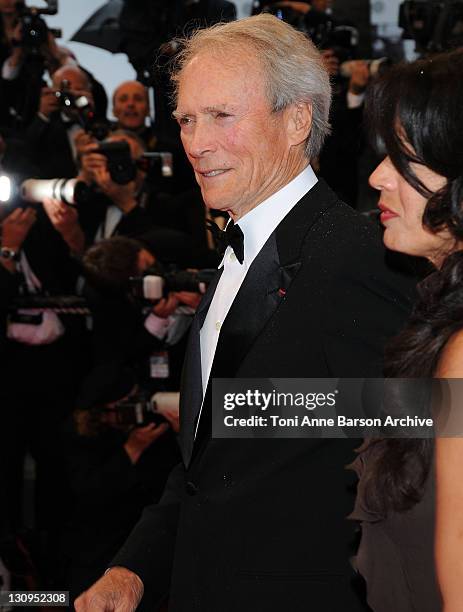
left=75, top=13, right=413, bottom=612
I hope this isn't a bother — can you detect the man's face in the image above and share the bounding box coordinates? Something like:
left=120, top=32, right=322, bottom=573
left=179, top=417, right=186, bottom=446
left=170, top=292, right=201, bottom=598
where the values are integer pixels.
left=113, top=82, right=149, bottom=131
left=52, top=68, right=89, bottom=93
left=175, top=52, right=299, bottom=220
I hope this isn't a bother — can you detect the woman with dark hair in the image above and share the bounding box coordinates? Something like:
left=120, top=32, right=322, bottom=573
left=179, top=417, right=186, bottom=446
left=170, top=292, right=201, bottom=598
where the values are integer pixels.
left=351, top=48, right=463, bottom=612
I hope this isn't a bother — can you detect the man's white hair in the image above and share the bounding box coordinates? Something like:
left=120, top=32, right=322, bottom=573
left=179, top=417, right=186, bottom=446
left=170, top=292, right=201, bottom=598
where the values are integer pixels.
left=171, top=13, right=332, bottom=159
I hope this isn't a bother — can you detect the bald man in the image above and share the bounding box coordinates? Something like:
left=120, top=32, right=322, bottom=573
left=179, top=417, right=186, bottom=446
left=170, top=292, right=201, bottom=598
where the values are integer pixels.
left=112, top=80, right=150, bottom=134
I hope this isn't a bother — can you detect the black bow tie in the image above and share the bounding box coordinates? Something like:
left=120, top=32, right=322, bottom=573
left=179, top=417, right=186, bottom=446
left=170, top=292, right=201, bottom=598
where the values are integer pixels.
left=206, top=219, right=244, bottom=264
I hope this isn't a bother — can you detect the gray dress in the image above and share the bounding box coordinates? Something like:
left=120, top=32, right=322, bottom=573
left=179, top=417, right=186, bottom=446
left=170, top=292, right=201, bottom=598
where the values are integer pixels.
left=350, top=451, right=442, bottom=612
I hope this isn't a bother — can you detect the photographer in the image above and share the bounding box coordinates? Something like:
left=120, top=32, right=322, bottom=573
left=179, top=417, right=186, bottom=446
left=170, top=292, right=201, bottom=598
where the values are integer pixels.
left=38, top=128, right=209, bottom=266
left=0, top=0, right=27, bottom=129
left=32, top=130, right=149, bottom=258
left=0, top=0, right=63, bottom=128
left=259, top=0, right=372, bottom=206
left=0, top=134, right=92, bottom=590
left=23, top=65, right=100, bottom=179
left=76, top=130, right=153, bottom=245
left=0, top=1, right=107, bottom=131
left=81, top=236, right=202, bottom=391
left=0, top=198, right=91, bottom=588
left=111, top=79, right=197, bottom=202
left=112, top=81, right=153, bottom=146
left=0, top=206, right=36, bottom=347
left=61, top=366, right=180, bottom=601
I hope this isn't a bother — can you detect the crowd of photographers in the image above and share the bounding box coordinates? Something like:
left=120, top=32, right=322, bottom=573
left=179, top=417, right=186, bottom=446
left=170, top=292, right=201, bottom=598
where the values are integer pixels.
left=0, top=0, right=226, bottom=596
left=0, top=0, right=381, bottom=599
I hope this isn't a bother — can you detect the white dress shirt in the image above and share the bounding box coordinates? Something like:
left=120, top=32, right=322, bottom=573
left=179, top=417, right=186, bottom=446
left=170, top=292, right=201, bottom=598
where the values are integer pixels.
left=199, top=165, right=318, bottom=413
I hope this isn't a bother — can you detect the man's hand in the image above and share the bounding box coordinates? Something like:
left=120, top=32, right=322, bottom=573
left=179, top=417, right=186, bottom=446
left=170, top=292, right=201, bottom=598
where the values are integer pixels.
left=173, top=291, right=202, bottom=310
left=74, top=129, right=97, bottom=160
left=155, top=393, right=180, bottom=433
left=42, top=198, right=85, bottom=255
left=274, top=1, right=310, bottom=13
left=39, top=87, right=60, bottom=119
left=74, top=566, right=144, bottom=612
left=0, top=207, right=36, bottom=272
left=2, top=207, right=36, bottom=251
left=78, top=142, right=106, bottom=184
left=124, top=422, right=170, bottom=464
left=93, top=166, right=138, bottom=214
left=152, top=293, right=179, bottom=319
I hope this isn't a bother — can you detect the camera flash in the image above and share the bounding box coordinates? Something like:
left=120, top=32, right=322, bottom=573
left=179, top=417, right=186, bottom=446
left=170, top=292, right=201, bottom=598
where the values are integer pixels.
left=0, top=176, right=11, bottom=203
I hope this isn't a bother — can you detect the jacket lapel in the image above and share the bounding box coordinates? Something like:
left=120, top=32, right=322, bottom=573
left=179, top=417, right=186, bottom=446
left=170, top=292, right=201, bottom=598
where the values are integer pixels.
left=210, top=179, right=339, bottom=379
left=178, top=267, right=223, bottom=466
left=208, top=233, right=300, bottom=380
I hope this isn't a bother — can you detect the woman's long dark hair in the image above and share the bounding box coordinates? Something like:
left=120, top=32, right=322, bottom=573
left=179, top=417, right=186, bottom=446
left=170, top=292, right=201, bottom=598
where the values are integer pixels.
left=359, top=49, right=463, bottom=514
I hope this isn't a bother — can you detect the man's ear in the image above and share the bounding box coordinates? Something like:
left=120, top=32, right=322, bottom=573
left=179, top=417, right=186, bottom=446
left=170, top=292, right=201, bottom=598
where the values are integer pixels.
left=286, top=102, right=313, bottom=148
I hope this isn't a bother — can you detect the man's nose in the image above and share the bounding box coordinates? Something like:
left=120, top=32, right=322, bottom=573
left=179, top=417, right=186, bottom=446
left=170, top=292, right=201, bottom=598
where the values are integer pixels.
left=184, top=120, right=216, bottom=158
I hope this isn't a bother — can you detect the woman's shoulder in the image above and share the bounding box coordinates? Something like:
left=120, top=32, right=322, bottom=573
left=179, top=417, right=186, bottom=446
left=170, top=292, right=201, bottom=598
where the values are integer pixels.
left=435, top=329, right=463, bottom=377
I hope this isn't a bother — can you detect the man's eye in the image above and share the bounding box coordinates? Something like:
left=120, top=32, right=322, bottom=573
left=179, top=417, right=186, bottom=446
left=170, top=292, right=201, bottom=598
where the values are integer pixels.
left=215, top=112, right=231, bottom=119
left=178, top=116, right=193, bottom=126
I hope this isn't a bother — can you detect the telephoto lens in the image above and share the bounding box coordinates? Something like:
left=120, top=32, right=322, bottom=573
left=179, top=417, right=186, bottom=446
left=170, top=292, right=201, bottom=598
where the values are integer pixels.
left=20, top=178, right=91, bottom=206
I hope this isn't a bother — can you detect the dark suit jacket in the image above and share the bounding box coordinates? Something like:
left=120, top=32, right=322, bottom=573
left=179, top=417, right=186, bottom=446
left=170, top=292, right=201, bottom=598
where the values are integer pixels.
left=112, top=180, right=415, bottom=611
left=23, top=114, right=78, bottom=179
left=62, top=421, right=180, bottom=600
left=77, top=195, right=152, bottom=246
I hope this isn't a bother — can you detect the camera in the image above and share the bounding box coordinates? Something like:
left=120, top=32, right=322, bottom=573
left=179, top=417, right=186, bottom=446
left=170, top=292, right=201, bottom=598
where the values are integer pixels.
left=94, top=140, right=174, bottom=186
left=399, top=0, right=463, bottom=52
left=130, top=267, right=216, bottom=301
left=139, top=152, right=173, bottom=179
left=15, top=0, right=60, bottom=54
left=340, top=57, right=392, bottom=79
left=102, top=392, right=179, bottom=427
left=95, top=140, right=137, bottom=185
left=55, top=80, right=110, bottom=141
left=264, top=4, right=359, bottom=61
left=20, top=177, right=91, bottom=206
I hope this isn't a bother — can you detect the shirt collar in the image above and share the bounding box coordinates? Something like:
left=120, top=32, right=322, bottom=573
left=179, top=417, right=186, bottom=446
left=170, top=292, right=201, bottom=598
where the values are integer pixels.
left=220, top=164, right=318, bottom=269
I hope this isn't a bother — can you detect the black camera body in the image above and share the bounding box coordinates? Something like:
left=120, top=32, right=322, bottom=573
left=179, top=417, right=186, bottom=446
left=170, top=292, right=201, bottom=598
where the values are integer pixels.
left=130, top=267, right=215, bottom=301
left=96, top=140, right=137, bottom=185
left=15, top=0, right=59, bottom=53
left=106, top=395, right=167, bottom=427
left=55, top=80, right=110, bottom=141
left=264, top=5, right=358, bottom=61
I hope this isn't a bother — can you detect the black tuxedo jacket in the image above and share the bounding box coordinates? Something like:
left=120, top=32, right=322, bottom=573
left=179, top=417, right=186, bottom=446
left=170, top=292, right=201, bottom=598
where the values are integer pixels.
left=23, top=115, right=78, bottom=179
left=112, top=180, right=415, bottom=611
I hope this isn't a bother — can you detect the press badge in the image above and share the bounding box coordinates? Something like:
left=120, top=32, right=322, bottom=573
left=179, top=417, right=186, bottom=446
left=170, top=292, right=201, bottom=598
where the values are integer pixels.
left=150, top=351, right=169, bottom=378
